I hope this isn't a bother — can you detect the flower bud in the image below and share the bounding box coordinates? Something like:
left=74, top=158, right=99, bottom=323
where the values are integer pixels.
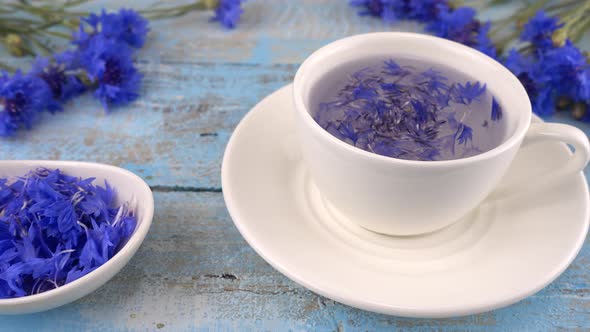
left=67, top=18, right=81, bottom=28
left=552, top=28, right=567, bottom=47
left=4, top=33, right=25, bottom=57
left=556, top=96, right=573, bottom=111
left=572, top=103, right=587, bottom=120
left=202, top=0, right=219, bottom=10
left=76, top=70, right=94, bottom=87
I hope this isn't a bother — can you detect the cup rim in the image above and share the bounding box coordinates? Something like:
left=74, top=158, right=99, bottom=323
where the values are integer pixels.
left=293, top=32, right=532, bottom=167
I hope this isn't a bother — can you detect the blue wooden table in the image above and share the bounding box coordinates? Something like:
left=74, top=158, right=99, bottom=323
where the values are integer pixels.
left=1, top=1, right=589, bottom=330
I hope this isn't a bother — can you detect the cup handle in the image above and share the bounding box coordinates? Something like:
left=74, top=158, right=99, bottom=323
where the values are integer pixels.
left=491, top=122, right=590, bottom=198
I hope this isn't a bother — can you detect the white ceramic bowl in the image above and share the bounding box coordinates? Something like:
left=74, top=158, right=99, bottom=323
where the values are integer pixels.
left=0, top=161, right=154, bottom=315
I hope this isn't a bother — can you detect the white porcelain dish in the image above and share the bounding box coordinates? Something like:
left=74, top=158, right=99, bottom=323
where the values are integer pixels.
left=0, top=161, right=153, bottom=315
left=222, top=85, right=590, bottom=318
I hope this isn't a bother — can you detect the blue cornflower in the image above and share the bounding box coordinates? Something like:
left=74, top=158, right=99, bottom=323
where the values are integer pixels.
left=350, top=0, right=408, bottom=23
left=0, top=71, right=56, bottom=137
left=504, top=41, right=590, bottom=117
left=453, top=81, right=486, bottom=104
left=77, top=36, right=142, bottom=111
left=532, top=87, right=556, bottom=117
left=407, top=0, right=448, bottom=23
left=540, top=40, right=590, bottom=103
left=350, top=0, right=384, bottom=18
left=426, top=7, right=480, bottom=46
left=503, top=49, right=544, bottom=99
left=212, top=0, right=244, bottom=29
left=503, top=49, right=533, bottom=77
left=455, top=123, right=473, bottom=145
left=30, top=53, right=86, bottom=104
left=520, top=11, right=563, bottom=51
left=475, top=22, right=497, bottom=58
left=75, top=9, right=149, bottom=48
left=509, top=62, right=553, bottom=116
left=352, top=0, right=449, bottom=23
left=491, top=97, right=502, bottom=121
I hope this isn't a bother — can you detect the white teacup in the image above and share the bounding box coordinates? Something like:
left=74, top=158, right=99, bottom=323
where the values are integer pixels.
left=293, top=32, right=590, bottom=236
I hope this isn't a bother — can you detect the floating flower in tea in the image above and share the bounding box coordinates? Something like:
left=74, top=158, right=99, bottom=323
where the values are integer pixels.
left=313, top=59, right=503, bottom=161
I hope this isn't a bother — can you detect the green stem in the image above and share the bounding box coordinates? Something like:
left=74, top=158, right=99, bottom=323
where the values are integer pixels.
left=24, top=35, right=52, bottom=55
left=139, top=1, right=206, bottom=13
left=557, top=0, right=590, bottom=42
left=63, top=0, right=92, bottom=8
left=31, top=19, right=66, bottom=31
left=569, top=11, right=590, bottom=42
left=546, top=0, right=581, bottom=13
left=0, top=61, right=17, bottom=72
left=41, top=30, right=71, bottom=39
left=494, top=30, right=520, bottom=54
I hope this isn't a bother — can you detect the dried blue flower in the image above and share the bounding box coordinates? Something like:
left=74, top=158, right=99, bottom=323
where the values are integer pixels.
left=77, top=36, right=142, bottom=110
left=520, top=11, right=563, bottom=51
left=0, top=71, right=57, bottom=137
left=455, top=123, right=473, bottom=145
left=453, top=81, right=486, bottom=104
left=0, top=168, right=136, bottom=299
left=491, top=97, right=502, bottom=121
left=212, top=0, right=245, bottom=29
left=383, top=59, right=410, bottom=76
left=314, top=59, right=497, bottom=161
left=353, top=84, right=378, bottom=100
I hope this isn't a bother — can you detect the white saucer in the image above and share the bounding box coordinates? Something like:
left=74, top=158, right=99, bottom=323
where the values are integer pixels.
left=221, top=84, right=590, bottom=318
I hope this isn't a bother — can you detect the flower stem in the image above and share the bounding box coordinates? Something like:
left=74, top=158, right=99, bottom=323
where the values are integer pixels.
left=24, top=35, right=53, bottom=55
left=558, top=0, right=590, bottom=42
left=41, top=30, right=71, bottom=39
left=0, top=61, right=16, bottom=72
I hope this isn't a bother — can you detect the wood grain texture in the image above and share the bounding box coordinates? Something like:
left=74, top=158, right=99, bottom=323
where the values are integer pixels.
left=0, top=0, right=589, bottom=330
left=1, top=192, right=589, bottom=331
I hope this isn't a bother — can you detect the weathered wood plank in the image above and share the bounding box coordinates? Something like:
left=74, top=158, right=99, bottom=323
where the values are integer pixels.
left=2, top=62, right=589, bottom=192
left=0, top=192, right=588, bottom=331
left=0, top=62, right=295, bottom=189
left=0, top=0, right=589, bottom=329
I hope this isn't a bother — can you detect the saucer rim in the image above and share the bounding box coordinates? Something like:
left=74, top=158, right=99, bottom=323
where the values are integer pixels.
left=221, top=84, right=590, bottom=318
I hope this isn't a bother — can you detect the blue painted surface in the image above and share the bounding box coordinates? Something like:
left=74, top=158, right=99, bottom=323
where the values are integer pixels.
left=0, top=0, right=589, bottom=330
